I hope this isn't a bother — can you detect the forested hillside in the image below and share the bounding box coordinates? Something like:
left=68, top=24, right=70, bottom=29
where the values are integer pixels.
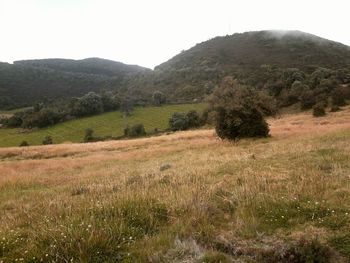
left=1, top=30, right=350, bottom=109
left=14, top=57, right=149, bottom=77
left=0, top=59, right=150, bottom=109
left=144, top=30, right=350, bottom=98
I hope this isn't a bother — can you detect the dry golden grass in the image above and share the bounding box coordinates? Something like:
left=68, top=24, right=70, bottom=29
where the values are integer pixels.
left=0, top=107, right=350, bottom=262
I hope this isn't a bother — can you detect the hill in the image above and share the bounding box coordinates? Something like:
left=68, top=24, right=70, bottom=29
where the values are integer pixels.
left=1, top=106, right=350, bottom=262
left=14, top=57, right=149, bottom=77
left=0, top=58, right=150, bottom=109
left=157, top=30, right=350, bottom=73
left=142, top=30, right=350, bottom=100
left=1, top=30, right=350, bottom=109
left=0, top=103, right=205, bottom=147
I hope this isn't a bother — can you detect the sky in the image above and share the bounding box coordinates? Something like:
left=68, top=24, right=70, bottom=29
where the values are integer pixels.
left=0, top=0, right=349, bottom=69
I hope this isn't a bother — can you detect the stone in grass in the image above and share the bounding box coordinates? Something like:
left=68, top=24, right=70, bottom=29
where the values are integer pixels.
left=160, top=163, right=171, bottom=171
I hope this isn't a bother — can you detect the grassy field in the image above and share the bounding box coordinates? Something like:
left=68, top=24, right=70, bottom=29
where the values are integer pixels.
left=1, top=106, right=350, bottom=262
left=0, top=104, right=206, bottom=148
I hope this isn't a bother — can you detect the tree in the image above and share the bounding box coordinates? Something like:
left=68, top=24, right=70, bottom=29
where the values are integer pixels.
left=120, top=97, right=133, bottom=117
left=331, top=87, right=347, bottom=107
left=101, top=91, right=119, bottom=112
left=72, top=92, right=103, bottom=117
left=300, top=88, right=316, bottom=109
left=282, top=80, right=305, bottom=106
left=309, top=68, right=333, bottom=88
left=21, top=108, right=62, bottom=128
left=152, top=91, right=166, bottom=106
left=186, top=110, right=201, bottom=128
left=209, top=77, right=269, bottom=140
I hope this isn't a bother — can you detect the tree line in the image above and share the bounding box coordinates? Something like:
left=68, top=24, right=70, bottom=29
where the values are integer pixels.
left=0, top=90, right=167, bottom=129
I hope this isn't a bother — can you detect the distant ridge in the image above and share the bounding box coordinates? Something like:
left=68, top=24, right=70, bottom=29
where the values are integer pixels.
left=14, top=57, right=150, bottom=77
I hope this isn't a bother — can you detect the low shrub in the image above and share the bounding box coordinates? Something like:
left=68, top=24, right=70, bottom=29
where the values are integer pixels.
left=129, top=123, right=146, bottom=137
left=313, top=103, right=326, bottom=117
left=258, top=238, right=332, bottom=263
left=124, top=123, right=146, bottom=137
left=19, top=140, right=29, bottom=147
left=330, top=105, right=341, bottom=112
left=198, top=251, right=229, bottom=263
left=42, top=135, right=53, bottom=145
left=84, top=128, right=94, bottom=142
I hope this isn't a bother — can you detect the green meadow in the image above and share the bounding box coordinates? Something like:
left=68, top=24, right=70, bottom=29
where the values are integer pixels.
left=0, top=104, right=206, bottom=147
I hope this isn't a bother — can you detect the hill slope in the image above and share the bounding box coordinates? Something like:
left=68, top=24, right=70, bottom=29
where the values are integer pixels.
left=1, top=30, right=350, bottom=109
left=157, top=30, right=350, bottom=72
left=0, top=58, right=150, bottom=109
left=14, top=57, right=149, bottom=77
left=1, top=107, right=350, bottom=262
left=126, top=30, right=350, bottom=101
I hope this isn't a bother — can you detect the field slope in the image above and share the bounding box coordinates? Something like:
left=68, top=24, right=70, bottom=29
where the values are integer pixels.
left=0, top=103, right=205, bottom=147
left=1, top=107, right=350, bottom=262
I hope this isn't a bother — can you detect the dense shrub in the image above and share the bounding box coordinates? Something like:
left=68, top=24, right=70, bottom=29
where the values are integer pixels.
left=169, top=112, right=189, bottom=131
left=258, top=238, right=332, bottom=263
left=126, top=123, right=146, bottom=137
left=300, top=89, right=316, bottom=109
left=101, top=91, right=119, bottom=112
left=313, top=103, right=326, bottom=117
left=152, top=91, right=166, bottom=106
left=281, top=81, right=305, bottom=106
left=21, top=108, right=62, bottom=128
left=5, top=113, right=24, bottom=127
left=71, top=92, right=103, bottom=117
left=331, top=87, right=347, bottom=106
left=209, top=77, right=270, bottom=140
left=186, top=110, right=201, bottom=128
left=42, top=136, right=53, bottom=145
left=215, top=107, right=269, bottom=140
left=168, top=110, right=203, bottom=131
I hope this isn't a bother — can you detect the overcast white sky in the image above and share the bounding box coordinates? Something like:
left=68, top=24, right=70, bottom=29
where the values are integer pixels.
left=0, top=0, right=349, bottom=69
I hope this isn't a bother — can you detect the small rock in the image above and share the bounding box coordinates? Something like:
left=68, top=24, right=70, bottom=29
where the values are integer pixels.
left=160, top=163, right=171, bottom=171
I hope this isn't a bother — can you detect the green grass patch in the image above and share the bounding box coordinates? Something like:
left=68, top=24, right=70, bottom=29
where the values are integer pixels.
left=0, top=103, right=206, bottom=147
left=330, top=233, right=350, bottom=257
left=256, top=199, right=350, bottom=232
left=198, top=251, right=230, bottom=263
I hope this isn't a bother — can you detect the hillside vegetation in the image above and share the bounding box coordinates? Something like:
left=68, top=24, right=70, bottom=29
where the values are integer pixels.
left=0, top=58, right=150, bottom=109
left=130, top=30, right=350, bottom=100
left=0, top=106, right=350, bottom=262
left=157, top=30, right=350, bottom=72
left=1, top=30, right=350, bottom=109
left=0, top=103, right=205, bottom=147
